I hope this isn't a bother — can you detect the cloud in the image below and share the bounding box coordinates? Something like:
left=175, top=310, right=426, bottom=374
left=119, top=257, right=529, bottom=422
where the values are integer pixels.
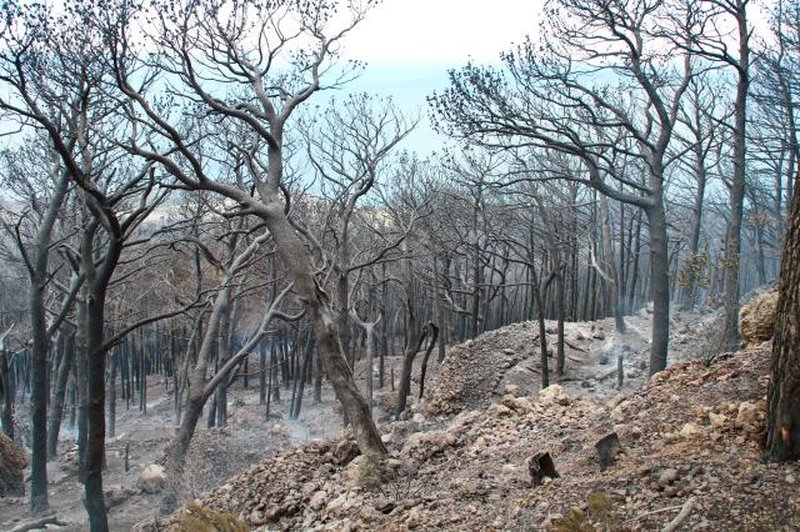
left=341, top=0, right=543, bottom=66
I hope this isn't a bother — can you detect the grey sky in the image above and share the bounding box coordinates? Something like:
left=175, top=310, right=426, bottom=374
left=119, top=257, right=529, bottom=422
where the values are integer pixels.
left=338, top=0, right=544, bottom=155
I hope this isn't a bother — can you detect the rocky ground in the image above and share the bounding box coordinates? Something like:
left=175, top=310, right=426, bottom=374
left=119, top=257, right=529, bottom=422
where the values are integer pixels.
left=151, top=342, right=797, bottom=531
left=425, top=307, right=721, bottom=416
left=0, top=378, right=347, bottom=531
left=143, top=298, right=797, bottom=531
left=3, top=293, right=792, bottom=531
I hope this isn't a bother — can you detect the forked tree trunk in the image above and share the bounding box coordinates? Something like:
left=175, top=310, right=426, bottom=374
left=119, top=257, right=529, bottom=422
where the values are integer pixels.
left=396, top=323, right=429, bottom=419
left=765, top=166, right=800, bottom=463
left=163, top=287, right=295, bottom=512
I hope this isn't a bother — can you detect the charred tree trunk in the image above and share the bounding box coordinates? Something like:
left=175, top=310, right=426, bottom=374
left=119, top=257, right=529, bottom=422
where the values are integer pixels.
left=530, top=260, right=549, bottom=389
left=395, top=323, right=429, bottom=419
left=379, top=264, right=389, bottom=389
left=351, top=313, right=378, bottom=414
left=432, top=254, right=447, bottom=363
left=75, top=284, right=89, bottom=484
left=646, top=203, right=670, bottom=375
left=107, top=349, right=117, bottom=439
left=418, top=322, right=439, bottom=399
left=0, top=328, right=14, bottom=441
left=28, top=260, right=51, bottom=513
left=83, top=284, right=111, bottom=532
left=291, top=330, right=314, bottom=420
left=48, top=330, right=75, bottom=459
left=721, top=0, right=750, bottom=352
left=765, top=167, right=800, bottom=462
left=598, top=194, right=626, bottom=333
left=396, top=240, right=423, bottom=420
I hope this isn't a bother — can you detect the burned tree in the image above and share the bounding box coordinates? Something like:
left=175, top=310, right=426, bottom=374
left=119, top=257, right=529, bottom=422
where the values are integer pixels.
left=109, top=0, right=388, bottom=461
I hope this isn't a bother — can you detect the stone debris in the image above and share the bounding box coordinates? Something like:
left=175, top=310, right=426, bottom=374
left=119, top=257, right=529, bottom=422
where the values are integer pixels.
left=739, top=287, right=778, bottom=347
left=0, top=432, right=27, bottom=497
left=140, top=330, right=797, bottom=531
left=137, top=464, right=167, bottom=494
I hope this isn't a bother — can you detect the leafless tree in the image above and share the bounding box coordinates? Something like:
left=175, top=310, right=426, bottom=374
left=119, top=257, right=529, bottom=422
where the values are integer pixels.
left=301, top=93, right=415, bottom=369
left=431, top=0, right=692, bottom=374
left=107, top=0, right=388, bottom=461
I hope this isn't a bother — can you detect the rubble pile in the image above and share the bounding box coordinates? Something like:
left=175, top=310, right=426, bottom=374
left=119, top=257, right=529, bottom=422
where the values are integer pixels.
left=426, top=321, right=552, bottom=415
left=148, top=340, right=800, bottom=531
left=0, top=432, right=27, bottom=497
left=739, top=287, right=779, bottom=347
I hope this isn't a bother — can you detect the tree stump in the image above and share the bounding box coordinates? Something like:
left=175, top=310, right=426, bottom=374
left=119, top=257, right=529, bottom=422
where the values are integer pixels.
left=595, top=432, right=620, bottom=470
left=528, top=451, right=559, bottom=487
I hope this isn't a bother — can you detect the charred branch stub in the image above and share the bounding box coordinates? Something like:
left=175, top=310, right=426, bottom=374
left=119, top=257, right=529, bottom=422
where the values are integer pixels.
left=528, top=452, right=559, bottom=487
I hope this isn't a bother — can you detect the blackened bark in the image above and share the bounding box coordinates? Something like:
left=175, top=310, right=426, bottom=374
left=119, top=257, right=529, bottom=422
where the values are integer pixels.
left=765, top=166, right=800, bottom=462
left=26, top=167, right=70, bottom=513
left=291, top=330, right=314, bottom=420
left=75, top=296, right=88, bottom=483
left=647, top=204, right=670, bottom=375
left=531, top=263, right=549, bottom=389
left=555, top=267, right=566, bottom=377
left=418, top=322, right=439, bottom=399
left=396, top=323, right=429, bottom=419
left=84, top=289, right=110, bottom=532
left=107, top=350, right=117, bottom=439
left=48, top=331, right=76, bottom=458
left=432, top=255, right=447, bottom=363
left=722, top=0, right=750, bottom=352
left=1, top=347, right=13, bottom=441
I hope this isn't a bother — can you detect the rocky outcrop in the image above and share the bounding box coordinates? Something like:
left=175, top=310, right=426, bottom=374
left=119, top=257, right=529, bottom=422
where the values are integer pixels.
left=137, top=464, right=167, bottom=494
left=0, top=431, right=27, bottom=497
left=739, top=287, right=778, bottom=347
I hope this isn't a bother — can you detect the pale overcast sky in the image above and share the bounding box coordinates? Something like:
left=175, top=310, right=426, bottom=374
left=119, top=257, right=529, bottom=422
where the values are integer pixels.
left=344, top=0, right=543, bottom=65
left=337, top=0, right=544, bottom=154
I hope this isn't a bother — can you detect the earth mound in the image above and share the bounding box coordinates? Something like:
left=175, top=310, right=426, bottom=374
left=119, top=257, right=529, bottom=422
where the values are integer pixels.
left=148, top=340, right=798, bottom=531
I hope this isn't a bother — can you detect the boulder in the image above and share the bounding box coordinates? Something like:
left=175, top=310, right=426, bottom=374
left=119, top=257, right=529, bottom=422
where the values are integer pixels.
left=308, top=490, right=327, bottom=511
left=739, top=288, right=778, bottom=347
left=0, top=431, right=27, bottom=496
left=735, top=401, right=763, bottom=433
left=332, top=440, right=360, bottom=466
left=137, top=464, right=167, bottom=494
left=538, top=384, right=570, bottom=406
left=679, top=422, right=705, bottom=439
left=658, top=468, right=679, bottom=486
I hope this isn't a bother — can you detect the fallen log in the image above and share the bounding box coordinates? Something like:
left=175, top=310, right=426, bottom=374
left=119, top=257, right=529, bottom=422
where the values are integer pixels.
left=10, top=514, right=67, bottom=532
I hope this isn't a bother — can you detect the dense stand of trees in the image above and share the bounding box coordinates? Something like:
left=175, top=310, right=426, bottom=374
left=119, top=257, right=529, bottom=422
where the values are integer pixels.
left=0, top=0, right=797, bottom=528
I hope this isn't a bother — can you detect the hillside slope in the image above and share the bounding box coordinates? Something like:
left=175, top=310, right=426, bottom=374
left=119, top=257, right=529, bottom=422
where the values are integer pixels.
left=150, top=337, right=798, bottom=531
